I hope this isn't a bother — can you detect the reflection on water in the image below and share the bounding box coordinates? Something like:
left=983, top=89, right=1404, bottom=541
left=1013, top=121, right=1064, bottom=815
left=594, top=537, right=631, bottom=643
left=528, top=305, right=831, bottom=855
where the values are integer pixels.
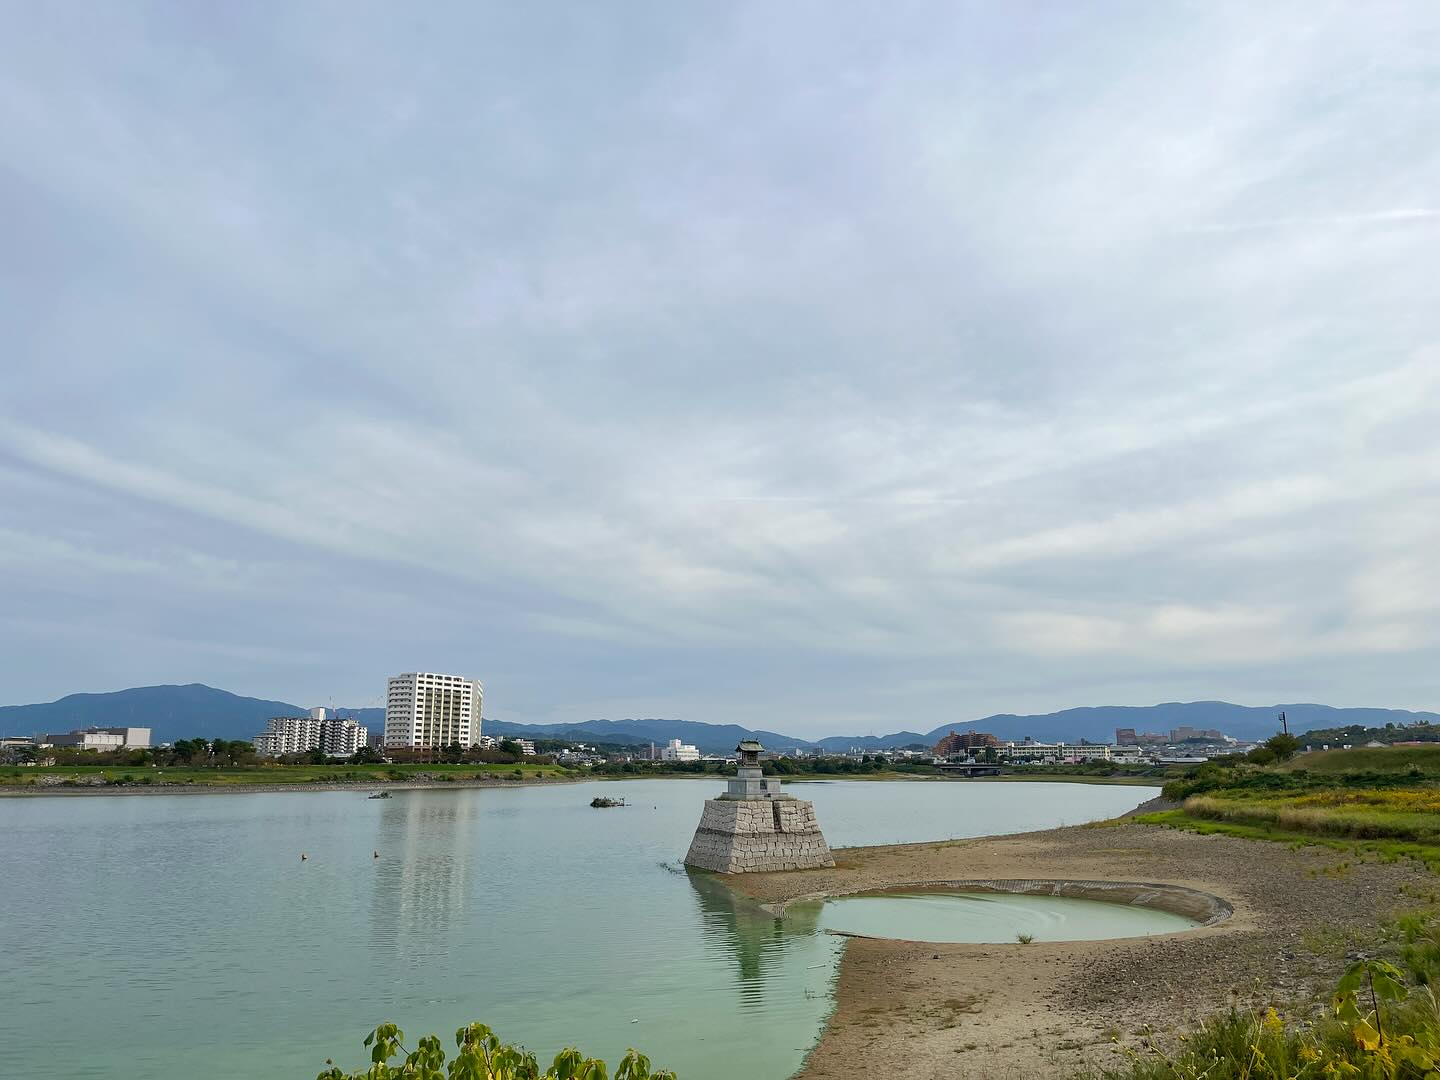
left=370, top=795, right=477, bottom=943
left=687, top=870, right=821, bottom=1005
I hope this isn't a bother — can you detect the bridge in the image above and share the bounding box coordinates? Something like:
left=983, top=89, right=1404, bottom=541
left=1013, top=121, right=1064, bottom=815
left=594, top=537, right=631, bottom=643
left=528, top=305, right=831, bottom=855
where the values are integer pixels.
left=934, top=761, right=1002, bottom=777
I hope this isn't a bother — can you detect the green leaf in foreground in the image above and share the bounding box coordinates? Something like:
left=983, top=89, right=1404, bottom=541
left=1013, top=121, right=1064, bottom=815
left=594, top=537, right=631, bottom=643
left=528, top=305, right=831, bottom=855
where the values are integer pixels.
left=317, top=1022, right=675, bottom=1080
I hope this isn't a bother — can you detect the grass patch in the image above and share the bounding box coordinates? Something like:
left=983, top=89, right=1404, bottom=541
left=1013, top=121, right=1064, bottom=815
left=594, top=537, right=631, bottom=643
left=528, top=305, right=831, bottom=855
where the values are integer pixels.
left=1134, top=809, right=1440, bottom=870
left=1185, top=791, right=1440, bottom=843
left=1286, top=744, right=1440, bottom=775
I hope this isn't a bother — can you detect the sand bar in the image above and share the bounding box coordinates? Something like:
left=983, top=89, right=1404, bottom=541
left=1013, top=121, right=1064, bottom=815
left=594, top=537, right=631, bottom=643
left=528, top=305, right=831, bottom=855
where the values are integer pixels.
left=728, top=821, right=1431, bottom=1079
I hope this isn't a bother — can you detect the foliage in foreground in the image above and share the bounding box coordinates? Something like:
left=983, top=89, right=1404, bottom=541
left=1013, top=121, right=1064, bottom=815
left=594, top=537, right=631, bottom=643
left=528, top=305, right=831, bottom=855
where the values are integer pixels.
left=317, top=1022, right=675, bottom=1080
left=1081, top=915, right=1440, bottom=1080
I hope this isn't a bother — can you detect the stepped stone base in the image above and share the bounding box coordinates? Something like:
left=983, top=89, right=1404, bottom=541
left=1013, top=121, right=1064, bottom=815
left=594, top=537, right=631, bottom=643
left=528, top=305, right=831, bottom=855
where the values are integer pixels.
left=684, top=797, right=835, bottom=874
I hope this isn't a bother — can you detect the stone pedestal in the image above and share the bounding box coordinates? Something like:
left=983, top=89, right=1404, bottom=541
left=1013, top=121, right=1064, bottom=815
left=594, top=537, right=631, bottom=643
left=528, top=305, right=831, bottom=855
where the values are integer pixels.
left=684, top=796, right=835, bottom=873
left=683, top=742, right=834, bottom=873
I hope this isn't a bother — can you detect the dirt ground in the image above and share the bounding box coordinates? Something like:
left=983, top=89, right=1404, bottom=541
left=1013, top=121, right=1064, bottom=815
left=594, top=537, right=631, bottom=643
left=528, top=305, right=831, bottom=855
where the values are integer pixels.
left=728, top=822, right=1433, bottom=1079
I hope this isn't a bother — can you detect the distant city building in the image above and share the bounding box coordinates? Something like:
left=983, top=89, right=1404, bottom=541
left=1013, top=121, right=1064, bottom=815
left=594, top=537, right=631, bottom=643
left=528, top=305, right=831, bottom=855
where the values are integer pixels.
left=513, top=738, right=536, bottom=757
left=660, top=738, right=700, bottom=762
left=1170, top=726, right=1226, bottom=743
left=384, top=673, right=484, bottom=749
left=1115, top=728, right=1168, bottom=746
left=932, top=730, right=999, bottom=757
left=254, top=708, right=367, bottom=757
left=106, top=726, right=152, bottom=748
left=1002, top=741, right=1146, bottom=763
left=41, top=726, right=152, bottom=751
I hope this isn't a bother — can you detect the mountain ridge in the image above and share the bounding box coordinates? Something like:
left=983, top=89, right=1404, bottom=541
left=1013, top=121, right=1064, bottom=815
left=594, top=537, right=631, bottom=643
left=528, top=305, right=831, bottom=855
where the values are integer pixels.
left=3, top=683, right=1436, bottom=752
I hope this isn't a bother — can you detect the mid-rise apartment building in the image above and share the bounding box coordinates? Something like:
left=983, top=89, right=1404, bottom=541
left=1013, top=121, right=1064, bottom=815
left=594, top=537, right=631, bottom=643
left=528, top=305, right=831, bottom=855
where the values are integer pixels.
left=321, top=715, right=367, bottom=757
left=933, top=730, right=999, bottom=757
left=384, top=672, right=484, bottom=749
left=254, top=708, right=367, bottom=757
left=659, top=738, right=700, bottom=762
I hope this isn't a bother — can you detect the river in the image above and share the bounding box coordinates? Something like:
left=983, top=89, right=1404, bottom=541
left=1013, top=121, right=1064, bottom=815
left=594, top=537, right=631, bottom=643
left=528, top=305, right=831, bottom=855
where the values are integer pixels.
left=1, top=778, right=1157, bottom=1078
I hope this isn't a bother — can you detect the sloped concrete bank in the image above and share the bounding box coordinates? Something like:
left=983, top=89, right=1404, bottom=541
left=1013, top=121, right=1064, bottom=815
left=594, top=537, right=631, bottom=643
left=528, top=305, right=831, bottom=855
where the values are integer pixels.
left=769, top=877, right=1232, bottom=928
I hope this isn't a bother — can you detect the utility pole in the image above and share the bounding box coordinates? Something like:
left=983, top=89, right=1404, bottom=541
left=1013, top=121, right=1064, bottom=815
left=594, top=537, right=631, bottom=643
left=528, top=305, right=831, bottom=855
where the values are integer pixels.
left=1279, top=711, right=1288, bottom=735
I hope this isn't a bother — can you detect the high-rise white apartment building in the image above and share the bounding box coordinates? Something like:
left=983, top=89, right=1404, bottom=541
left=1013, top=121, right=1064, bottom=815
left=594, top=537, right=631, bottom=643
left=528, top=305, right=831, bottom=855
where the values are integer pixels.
left=384, top=673, right=484, bottom=749
left=254, top=708, right=368, bottom=757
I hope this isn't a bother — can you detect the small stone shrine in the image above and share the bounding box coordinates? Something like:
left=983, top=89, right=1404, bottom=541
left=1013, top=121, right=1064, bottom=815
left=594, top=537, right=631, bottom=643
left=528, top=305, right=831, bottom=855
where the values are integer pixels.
left=683, top=740, right=835, bottom=873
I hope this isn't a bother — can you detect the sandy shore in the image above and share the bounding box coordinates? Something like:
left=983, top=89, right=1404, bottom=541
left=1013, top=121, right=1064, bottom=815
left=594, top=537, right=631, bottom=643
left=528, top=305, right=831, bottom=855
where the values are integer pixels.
left=729, top=822, right=1432, bottom=1079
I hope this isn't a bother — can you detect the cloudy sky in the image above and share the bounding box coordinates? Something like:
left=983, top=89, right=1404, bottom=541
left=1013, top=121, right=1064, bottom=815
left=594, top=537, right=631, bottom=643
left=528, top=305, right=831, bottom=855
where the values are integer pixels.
left=2, top=3, right=1437, bottom=735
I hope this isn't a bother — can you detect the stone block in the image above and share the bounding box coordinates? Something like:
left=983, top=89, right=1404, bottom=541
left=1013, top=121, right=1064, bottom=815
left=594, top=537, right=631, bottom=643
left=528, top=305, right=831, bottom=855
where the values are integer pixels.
left=684, top=796, right=835, bottom=873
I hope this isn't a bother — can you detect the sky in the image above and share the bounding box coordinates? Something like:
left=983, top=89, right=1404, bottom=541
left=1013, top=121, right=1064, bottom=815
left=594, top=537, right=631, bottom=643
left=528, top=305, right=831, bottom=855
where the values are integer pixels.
left=2, top=2, right=1438, bottom=736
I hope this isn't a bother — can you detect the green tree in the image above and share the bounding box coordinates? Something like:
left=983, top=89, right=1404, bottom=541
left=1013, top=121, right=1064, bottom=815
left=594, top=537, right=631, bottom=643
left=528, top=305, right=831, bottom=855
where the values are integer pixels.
left=1264, top=732, right=1302, bottom=761
left=170, top=738, right=209, bottom=764
left=317, top=1021, right=675, bottom=1080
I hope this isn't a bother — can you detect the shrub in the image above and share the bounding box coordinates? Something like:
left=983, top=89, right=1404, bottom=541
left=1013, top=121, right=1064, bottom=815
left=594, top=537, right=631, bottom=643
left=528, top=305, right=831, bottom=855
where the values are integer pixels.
left=316, top=1021, right=674, bottom=1080
left=1082, top=918, right=1440, bottom=1079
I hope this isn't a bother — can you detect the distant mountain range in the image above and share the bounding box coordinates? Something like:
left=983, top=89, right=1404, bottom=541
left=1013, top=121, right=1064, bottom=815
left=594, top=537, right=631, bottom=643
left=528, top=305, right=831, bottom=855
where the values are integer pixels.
left=3, top=683, right=1438, bottom=751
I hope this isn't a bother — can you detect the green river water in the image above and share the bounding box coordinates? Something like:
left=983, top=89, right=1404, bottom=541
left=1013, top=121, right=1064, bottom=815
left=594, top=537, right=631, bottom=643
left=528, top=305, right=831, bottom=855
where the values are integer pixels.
left=2, top=778, right=1161, bottom=1078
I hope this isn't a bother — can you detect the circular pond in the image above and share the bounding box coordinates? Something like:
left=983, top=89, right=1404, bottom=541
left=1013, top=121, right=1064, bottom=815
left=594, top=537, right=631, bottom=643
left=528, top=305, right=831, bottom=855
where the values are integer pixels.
left=814, top=889, right=1199, bottom=943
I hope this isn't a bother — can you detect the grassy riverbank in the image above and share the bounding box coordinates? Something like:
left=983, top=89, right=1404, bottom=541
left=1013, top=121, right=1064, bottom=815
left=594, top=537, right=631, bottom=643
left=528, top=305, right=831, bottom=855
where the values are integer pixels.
left=2, top=760, right=1170, bottom=793
left=1131, top=744, right=1440, bottom=869
left=0, top=761, right=581, bottom=792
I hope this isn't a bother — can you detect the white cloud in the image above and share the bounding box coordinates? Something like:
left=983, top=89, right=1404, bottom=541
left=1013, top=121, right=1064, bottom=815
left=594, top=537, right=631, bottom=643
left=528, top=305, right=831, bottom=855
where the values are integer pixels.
left=2, top=1, right=1439, bottom=730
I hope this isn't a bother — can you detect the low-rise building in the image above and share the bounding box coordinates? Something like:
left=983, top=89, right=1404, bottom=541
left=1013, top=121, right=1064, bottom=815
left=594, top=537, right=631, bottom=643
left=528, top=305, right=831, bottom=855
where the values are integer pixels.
left=40, top=726, right=151, bottom=751
left=43, top=729, right=123, bottom=752
left=1001, top=741, right=1146, bottom=763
